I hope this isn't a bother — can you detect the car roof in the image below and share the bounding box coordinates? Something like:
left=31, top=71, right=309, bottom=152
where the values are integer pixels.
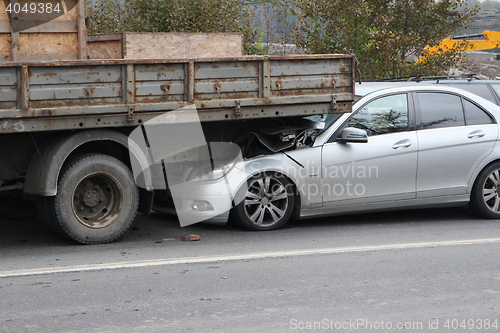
left=355, top=80, right=500, bottom=105
left=421, top=79, right=500, bottom=84
left=355, top=82, right=422, bottom=98
left=354, top=84, right=500, bottom=113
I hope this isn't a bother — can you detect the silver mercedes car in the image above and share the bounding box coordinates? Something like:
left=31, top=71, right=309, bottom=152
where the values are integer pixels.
left=152, top=85, right=500, bottom=230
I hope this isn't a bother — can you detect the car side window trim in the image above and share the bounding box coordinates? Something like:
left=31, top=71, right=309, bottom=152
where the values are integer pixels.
left=461, top=96, right=496, bottom=125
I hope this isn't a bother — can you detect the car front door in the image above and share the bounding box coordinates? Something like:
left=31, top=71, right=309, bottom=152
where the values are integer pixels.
left=415, top=92, right=498, bottom=198
left=321, top=93, right=418, bottom=207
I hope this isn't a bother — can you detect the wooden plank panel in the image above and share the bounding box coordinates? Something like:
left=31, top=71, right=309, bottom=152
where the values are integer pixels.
left=0, top=1, right=9, bottom=21
left=19, top=32, right=78, bottom=55
left=87, top=40, right=122, bottom=59
left=54, top=0, right=78, bottom=21
left=15, top=21, right=78, bottom=33
left=19, top=54, right=78, bottom=61
left=77, top=0, right=86, bottom=60
left=14, top=0, right=78, bottom=22
left=0, top=22, right=10, bottom=32
left=87, top=34, right=122, bottom=42
left=123, top=32, right=243, bottom=59
left=11, top=0, right=20, bottom=61
left=0, top=21, right=78, bottom=33
left=0, top=34, right=12, bottom=58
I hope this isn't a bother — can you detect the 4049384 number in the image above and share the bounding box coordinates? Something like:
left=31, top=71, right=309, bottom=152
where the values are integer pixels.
left=6, top=2, right=61, bottom=14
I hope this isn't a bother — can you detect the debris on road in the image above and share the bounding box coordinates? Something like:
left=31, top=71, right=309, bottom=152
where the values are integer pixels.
left=178, top=235, right=200, bottom=242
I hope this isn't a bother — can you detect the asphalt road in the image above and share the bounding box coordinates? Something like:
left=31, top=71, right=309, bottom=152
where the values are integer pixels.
left=1, top=207, right=500, bottom=332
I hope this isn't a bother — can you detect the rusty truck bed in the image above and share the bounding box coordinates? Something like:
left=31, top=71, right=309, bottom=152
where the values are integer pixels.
left=0, top=54, right=355, bottom=133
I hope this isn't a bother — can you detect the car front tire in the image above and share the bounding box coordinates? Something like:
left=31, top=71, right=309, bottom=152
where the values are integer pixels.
left=233, top=173, right=295, bottom=231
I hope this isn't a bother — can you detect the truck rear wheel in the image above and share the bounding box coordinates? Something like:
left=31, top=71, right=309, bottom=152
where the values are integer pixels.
left=39, top=153, right=138, bottom=244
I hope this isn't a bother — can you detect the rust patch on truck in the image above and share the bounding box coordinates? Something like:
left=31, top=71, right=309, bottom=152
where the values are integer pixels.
left=213, top=82, right=221, bottom=94
left=160, top=83, right=171, bottom=93
left=82, top=87, right=96, bottom=98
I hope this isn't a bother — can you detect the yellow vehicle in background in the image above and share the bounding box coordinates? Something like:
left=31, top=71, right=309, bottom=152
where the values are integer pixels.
left=418, top=30, right=500, bottom=63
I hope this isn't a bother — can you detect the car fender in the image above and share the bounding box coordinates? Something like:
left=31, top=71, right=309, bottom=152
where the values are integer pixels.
left=234, top=148, right=323, bottom=209
left=468, top=139, right=500, bottom=193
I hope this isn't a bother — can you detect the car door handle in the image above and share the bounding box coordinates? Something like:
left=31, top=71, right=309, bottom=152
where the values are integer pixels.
left=392, top=139, right=412, bottom=150
left=467, top=130, right=485, bottom=139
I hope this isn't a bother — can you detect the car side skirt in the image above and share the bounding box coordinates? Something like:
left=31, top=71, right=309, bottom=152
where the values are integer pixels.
left=298, top=194, right=470, bottom=219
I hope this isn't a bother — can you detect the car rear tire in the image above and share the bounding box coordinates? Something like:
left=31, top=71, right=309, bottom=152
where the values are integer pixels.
left=38, top=153, right=138, bottom=244
left=471, top=162, right=500, bottom=219
left=233, top=173, right=294, bottom=231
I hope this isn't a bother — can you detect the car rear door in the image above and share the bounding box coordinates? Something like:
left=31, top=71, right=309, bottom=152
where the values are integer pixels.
left=415, top=92, right=499, bottom=198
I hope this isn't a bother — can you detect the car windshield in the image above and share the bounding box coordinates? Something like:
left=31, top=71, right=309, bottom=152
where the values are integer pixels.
left=303, top=114, right=344, bottom=134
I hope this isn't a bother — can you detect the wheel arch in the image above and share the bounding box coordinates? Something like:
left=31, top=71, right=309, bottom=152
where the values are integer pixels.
left=24, top=129, right=153, bottom=211
left=469, top=157, right=500, bottom=193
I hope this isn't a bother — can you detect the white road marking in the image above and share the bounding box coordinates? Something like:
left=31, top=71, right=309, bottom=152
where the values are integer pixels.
left=2, top=238, right=500, bottom=278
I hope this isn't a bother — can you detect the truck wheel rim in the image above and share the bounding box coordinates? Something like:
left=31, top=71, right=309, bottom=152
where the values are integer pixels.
left=72, top=173, right=123, bottom=228
left=244, top=176, right=288, bottom=226
left=483, top=169, right=500, bottom=213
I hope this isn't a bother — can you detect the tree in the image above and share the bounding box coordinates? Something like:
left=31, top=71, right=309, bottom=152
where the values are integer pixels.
left=87, top=0, right=136, bottom=34
left=288, top=0, right=478, bottom=79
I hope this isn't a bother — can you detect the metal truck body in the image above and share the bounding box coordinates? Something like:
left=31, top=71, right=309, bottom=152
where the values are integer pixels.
left=0, top=54, right=355, bottom=243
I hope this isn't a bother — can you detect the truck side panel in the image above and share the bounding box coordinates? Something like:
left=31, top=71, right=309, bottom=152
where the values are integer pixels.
left=0, top=55, right=355, bottom=134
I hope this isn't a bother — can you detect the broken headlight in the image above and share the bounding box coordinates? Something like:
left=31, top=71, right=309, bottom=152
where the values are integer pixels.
left=185, top=162, right=236, bottom=182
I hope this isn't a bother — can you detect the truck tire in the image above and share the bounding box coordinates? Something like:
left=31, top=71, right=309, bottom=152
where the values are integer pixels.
left=233, top=172, right=295, bottom=231
left=39, top=153, right=139, bottom=244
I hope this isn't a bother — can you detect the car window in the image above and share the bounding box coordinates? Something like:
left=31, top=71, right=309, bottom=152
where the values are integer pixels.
left=450, top=84, right=496, bottom=104
left=418, top=93, right=465, bottom=129
left=463, top=99, right=494, bottom=125
left=349, top=94, right=408, bottom=136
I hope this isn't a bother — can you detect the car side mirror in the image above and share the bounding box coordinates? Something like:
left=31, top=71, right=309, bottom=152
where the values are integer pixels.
left=339, top=127, right=368, bottom=143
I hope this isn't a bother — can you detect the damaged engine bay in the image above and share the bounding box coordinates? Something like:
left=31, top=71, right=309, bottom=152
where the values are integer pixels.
left=155, top=115, right=332, bottom=183
left=206, top=115, right=328, bottom=159
left=147, top=115, right=335, bottom=212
